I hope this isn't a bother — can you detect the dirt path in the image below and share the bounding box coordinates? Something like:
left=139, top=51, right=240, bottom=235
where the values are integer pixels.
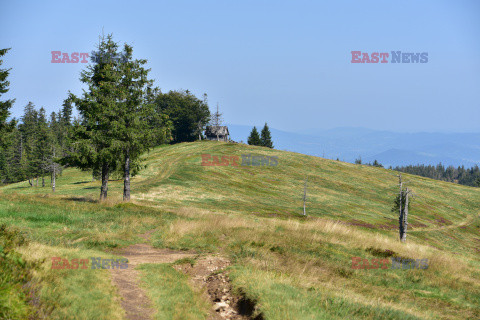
left=109, top=232, right=260, bottom=320
left=110, top=234, right=196, bottom=320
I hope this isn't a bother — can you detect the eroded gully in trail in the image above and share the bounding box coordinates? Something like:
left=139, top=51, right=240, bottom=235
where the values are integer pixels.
left=109, top=231, right=261, bottom=320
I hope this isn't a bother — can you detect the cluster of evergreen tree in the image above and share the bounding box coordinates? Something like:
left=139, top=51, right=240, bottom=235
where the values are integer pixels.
left=368, top=160, right=384, bottom=167
left=392, top=163, right=480, bottom=187
left=354, top=157, right=383, bottom=167
left=353, top=154, right=480, bottom=187
left=0, top=101, right=71, bottom=186
left=0, top=49, right=15, bottom=141
left=0, top=48, right=17, bottom=184
left=62, top=35, right=176, bottom=201
left=0, top=49, right=63, bottom=186
left=0, top=35, right=213, bottom=201
left=247, top=123, right=273, bottom=148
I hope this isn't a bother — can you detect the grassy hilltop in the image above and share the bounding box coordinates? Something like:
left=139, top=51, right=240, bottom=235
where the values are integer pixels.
left=1, top=141, right=480, bottom=319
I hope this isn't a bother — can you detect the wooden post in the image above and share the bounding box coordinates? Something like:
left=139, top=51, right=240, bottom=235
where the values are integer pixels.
left=303, top=177, right=308, bottom=216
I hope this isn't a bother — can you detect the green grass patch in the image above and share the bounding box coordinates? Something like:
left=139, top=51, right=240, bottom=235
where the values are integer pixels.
left=138, top=264, right=209, bottom=320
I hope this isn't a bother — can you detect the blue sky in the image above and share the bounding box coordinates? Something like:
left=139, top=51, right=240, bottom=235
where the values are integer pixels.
left=1, top=0, right=479, bottom=133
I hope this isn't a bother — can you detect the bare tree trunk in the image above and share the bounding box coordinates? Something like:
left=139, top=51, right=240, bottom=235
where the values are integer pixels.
left=398, top=175, right=404, bottom=242
left=20, top=137, right=23, bottom=161
left=401, top=189, right=409, bottom=242
left=52, top=148, right=56, bottom=193
left=42, top=176, right=45, bottom=187
left=28, top=179, right=33, bottom=187
left=123, top=149, right=130, bottom=202
left=303, top=176, right=308, bottom=216
left=100, top=162, right=109, bottom=201
left=52, top=169, right=56, bottom=192
left=92, top=171, right=95, bottom=182
left=36, top=177, right=38, bottom=187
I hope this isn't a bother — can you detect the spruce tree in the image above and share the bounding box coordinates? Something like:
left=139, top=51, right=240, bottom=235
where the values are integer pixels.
left=60, top=99, right=73, bottom=125
left=0, top=48, right=15, bottom=145
left=35, top=108, right=52, bottom=186
left=47, top=113, right=62, bottom=192
left=58, top=99, right=73, bottom=156
left=247, top=126, right=261, bottom=146
left=3, top=128, right=25, bottom=183
left=113, top=42, right=160, bottom=201
left=67, top=34, right=170, bottom=201
left=19, top=102, right=39, bottom=185
left=66, top=35, right=123, bottom=200
left=0, top=48, right=16, bottom=183
left=260, top=122, right=274, bottom=148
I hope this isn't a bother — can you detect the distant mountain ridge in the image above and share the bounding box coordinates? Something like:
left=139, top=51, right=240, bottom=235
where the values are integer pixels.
left=227, top=124, right=480, bottom=167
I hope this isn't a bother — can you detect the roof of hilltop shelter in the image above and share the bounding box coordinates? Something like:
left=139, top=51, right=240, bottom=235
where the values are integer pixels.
left=205, top=126, right=229, bottom=136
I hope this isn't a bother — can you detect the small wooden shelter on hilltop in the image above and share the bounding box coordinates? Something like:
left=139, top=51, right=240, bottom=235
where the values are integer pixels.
left=205, top=126, right=230, bottom=141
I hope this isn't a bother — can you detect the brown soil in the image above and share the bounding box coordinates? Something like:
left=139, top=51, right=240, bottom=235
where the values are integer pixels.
left=110, top=268, right=155, bottom=320
left=174, top=256, right=263, bottom=320
left=110, top=231, right=262, bottom=320
left=110, top=231, right=196, bottom=320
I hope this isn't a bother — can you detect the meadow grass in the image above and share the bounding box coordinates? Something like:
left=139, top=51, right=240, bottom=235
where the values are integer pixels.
left=155, top=207, right=480, bottom=319
left=0, top=194, right=176, bottom=319
left=1, top=141, right=479, bottom=319
left=138, top=264, right=210, bottom=320
left=16, top=242, right=126, bottom=320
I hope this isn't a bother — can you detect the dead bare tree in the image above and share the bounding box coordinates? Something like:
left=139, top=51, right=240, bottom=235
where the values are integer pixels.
left=197, top=121, right=202, bottom=140
left=303, top=176, right=308, bottom=216
left=52, top=148, right=56, bottom=192
left=43, top=146, right=62, bottom=193
left=210, top=103, right=223, bottom=141
left=397, top=174, right=414, bottom=242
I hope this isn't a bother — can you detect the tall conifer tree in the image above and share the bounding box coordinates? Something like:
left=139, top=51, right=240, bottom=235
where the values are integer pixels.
left=0, top=48, right=16, bottom=182
left=247, top=126, right=261, bottom=146
left=67, top=35, right=122, bottom=200
left=0, top=48, right=15, bottom=145
left=114, top=42, right=159, bottom=201
left=67, top=34, right=170, bottom=201
left=260, top=122, right=274, bottom=148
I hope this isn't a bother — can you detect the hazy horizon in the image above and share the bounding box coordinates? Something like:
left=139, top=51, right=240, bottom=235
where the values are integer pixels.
left=227, top=124, right=480, bottom=135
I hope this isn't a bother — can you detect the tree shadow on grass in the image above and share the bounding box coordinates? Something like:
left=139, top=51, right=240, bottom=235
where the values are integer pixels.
left=8, top=186, right=32, bottom=190
left=65, top=196, right=98, bottom=203
left=72, top=181, right=93, bottom=185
